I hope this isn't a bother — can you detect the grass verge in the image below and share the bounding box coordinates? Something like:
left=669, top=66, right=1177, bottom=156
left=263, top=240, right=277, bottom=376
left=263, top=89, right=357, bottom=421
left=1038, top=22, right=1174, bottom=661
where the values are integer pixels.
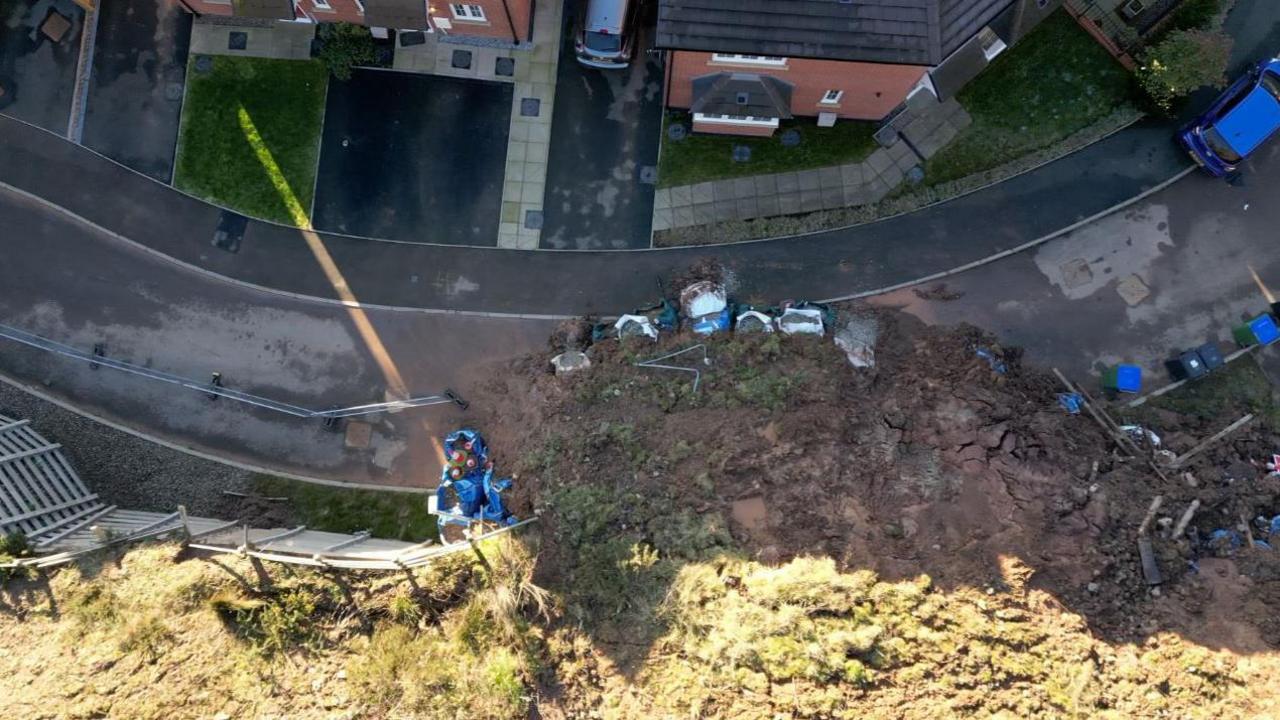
left=658, top=113, right=877, bottom=188
left=174, top=56, right=328, bottom=225
left=924, top=10, right=1139, bottom=186
left=252, top=474, right=437, bottom=541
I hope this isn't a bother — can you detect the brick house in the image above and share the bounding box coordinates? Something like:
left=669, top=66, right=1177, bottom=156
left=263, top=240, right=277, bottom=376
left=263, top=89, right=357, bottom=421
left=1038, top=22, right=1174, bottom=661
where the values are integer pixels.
left=180, top=0, right=532, bottom=44
left=657, top=0, right=1062, bottom=136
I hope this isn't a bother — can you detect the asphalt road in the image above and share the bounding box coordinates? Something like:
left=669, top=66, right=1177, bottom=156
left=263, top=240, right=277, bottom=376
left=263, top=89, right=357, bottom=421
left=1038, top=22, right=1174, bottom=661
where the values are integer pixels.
left=0, top=113, right=1190, bottom=317
left=0, top=184, right=555, bottom=484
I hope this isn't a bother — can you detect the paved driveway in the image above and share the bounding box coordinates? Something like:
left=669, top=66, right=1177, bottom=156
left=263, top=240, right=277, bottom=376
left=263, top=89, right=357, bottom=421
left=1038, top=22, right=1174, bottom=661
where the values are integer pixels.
left=80, top=0, right=191, bottom=181
left=311, top=69, right=512, bottom=245
left=540, top=6, right=663, bottom=249
left=0, top=0, right=83, bottom=134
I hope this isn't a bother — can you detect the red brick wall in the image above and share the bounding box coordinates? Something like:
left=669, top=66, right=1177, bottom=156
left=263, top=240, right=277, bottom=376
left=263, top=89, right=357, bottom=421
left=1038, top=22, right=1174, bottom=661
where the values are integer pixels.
left=180, top=0, right=534, bottom=42
left=667, top=51, right=927, bottom=122
left=299, top=0, right=364, bottom=25
left=691, top=119, right=775, bottom=137
left=428, top=0, right=531, bottom=42
left=182, top=0, right=233, bottom=16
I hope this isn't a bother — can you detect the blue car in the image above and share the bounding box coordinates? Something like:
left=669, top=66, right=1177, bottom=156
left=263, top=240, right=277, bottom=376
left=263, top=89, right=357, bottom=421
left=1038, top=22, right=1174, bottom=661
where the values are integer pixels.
left=1179, top=58, right=1280, bottom=177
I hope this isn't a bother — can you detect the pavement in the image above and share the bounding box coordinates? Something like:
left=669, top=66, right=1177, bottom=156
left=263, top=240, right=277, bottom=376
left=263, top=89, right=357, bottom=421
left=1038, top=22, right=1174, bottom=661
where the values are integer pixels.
left=869, top=139, right=1280, bottom=387
left=0, top=183, right=556, bottom=484
left=540, top=8, right=662, bottom=250
left=655, top=98, right=972, bottom=232
left=79, top=0, right=191, bottom=182
left=311, top=69, right=513, bottom=245
left=0, top=0, right=84, bottom=134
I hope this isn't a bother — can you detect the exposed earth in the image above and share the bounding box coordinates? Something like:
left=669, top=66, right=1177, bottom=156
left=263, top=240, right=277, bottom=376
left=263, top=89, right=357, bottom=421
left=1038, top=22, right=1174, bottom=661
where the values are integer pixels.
left=5, top=306, right=1280, bottom=718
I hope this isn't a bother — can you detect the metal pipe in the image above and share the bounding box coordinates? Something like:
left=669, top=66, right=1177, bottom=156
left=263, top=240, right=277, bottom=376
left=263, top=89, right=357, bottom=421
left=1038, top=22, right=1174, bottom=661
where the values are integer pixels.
left=0, top=322, right=460, bottom=419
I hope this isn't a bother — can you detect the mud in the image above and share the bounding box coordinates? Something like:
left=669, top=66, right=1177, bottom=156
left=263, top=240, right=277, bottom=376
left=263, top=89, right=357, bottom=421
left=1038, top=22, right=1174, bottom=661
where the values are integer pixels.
left=467, top=308, right=1280, bottom=653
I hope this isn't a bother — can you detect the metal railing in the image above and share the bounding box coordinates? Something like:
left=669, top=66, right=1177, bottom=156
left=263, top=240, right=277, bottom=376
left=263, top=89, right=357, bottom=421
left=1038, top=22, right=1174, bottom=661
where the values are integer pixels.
left=0, top=322, right=465, bottom=419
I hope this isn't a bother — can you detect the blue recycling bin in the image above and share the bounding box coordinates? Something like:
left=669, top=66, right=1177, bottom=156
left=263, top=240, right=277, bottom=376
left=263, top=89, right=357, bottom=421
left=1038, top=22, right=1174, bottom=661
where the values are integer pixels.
left=1103, top=364, right=1142, bottom=394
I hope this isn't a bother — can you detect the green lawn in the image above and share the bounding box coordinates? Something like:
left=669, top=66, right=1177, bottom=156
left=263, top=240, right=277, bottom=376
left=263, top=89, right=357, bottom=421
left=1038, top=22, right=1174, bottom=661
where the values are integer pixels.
left=253, top=475, right=438, bottom=542
left=658, top=113, right=877, bottom=188
left=924, top=10, right=1139, bottom=186
left=174, top=57, right=328, bottom=225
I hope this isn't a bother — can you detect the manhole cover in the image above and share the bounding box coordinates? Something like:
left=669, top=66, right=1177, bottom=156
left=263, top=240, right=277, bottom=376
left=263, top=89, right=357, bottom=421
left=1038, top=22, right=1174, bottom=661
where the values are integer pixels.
left=524, top=209, right=544, bottom=230
left=1060, top=258, right=1093, bottom=289
left=399, top=30, right=426, bottom=47
left=193, top=55, right=213, bottom=74
left=780, top=129, right=801, bottom=147
left=451, top=49, right=472, bottom=69
left=731, top=145, right=751, bottom=163
left=1116, top=274, right=1151, bottom=306
left=495, top=56, right=515, bottom=76
left=638, top=165, right=657, bottom=184
left=520, top=97, right=541, bottom=117
left=228, top=31, right=247, bottom=51
left=667, top=122, right=688, bottom=141
left=906, top=165, right=925, bottom=184
left=164, top=82, right=183, bottom=101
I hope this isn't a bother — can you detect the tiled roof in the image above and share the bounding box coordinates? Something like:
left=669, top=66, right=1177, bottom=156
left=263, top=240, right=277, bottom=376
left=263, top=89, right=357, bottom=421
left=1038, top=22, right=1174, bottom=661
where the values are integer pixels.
left=690, top=72, right=795, bottom=118
left=657, top=0, right=1014, bottom=66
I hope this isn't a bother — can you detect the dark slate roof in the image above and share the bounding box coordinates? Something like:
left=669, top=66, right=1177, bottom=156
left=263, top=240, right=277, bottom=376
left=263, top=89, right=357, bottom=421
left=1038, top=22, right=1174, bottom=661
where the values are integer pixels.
left=363, top=0, right=430, bottom=29
left=657, top=0, right=1014, bottom=66
left=690, top=73, right=794, bottom=118
left=232, top=0, right=295, bottom=20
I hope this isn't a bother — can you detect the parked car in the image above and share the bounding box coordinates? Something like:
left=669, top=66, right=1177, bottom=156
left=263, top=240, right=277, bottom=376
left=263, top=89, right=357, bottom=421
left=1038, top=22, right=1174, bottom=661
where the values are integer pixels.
left=574, top=0, right=637, bottom=69
left=1179, top=58, right=1280, bottom=177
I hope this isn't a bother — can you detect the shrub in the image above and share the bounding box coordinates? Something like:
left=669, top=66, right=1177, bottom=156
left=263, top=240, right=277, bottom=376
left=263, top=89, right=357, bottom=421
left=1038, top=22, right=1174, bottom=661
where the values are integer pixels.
left=66, top=582, right=121, bottom=629
left=0, top=532, right=31, bottom=582
left=317, top=23, right=376, bottom=81
left=1138, top=29, right=1233, bottom=110
left=208, top=588, right=322, bottom=655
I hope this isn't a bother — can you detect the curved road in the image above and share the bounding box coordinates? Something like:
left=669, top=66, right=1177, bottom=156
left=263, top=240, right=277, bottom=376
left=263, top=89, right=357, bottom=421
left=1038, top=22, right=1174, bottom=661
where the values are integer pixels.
left=1, top=0, right=1279, bottom=484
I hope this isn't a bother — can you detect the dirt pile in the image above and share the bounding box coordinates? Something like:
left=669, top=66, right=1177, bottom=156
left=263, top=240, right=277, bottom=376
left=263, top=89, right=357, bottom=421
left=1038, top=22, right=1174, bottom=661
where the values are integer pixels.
left=464, top=308, right=1280, bottom=717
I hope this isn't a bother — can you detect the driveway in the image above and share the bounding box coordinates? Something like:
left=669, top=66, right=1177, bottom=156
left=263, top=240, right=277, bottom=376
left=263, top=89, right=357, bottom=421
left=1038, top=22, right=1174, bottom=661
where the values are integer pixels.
left=79, top=0, right=191, bottom=182
left=0, top=0, right=83, bottom=134
left=311, top=69, right=512, bottom=245
left=540, top=5, right=662, bottom=250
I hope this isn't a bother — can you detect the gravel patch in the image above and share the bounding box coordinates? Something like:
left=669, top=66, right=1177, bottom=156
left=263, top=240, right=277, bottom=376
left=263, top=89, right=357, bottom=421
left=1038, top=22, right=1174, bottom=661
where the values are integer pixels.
left=0, top=380, right=253, bottom=519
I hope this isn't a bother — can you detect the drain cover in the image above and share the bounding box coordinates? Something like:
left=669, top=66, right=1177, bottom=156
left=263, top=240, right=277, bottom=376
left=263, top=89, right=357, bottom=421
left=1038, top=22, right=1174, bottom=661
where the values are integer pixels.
left=524, top=209, right=544, bottom=230
left=193, top=55, right=213, bottom=74
left=228, top=31, right=247, bottom=51
left=495, top=56, right=515, bottom=76
left=638, top=166, right=658, bottom=185
left=780, top=129, right=801, bottom=147
left=520, top=97, right=541, bottom=117
left=451, top=49, right=472, bottom=69
left=667, top=123, right=688, bottom=141
left=731, top=145, right=751, bottom=163
left=213, top=211, right=248, bottom=254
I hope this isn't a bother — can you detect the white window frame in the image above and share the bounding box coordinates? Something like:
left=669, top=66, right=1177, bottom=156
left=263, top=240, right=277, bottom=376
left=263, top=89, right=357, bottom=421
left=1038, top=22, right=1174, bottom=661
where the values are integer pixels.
left=450, top=3, right=486, bottom=21
left=819, top=89, right=843, bottom=105
left=978, top=27, right=1006, bottom=61
left=710, top=53, right=787, bottom=67
left=693, top=113, right=780, bottom=129
left=311, top=0, right=331, bottom=10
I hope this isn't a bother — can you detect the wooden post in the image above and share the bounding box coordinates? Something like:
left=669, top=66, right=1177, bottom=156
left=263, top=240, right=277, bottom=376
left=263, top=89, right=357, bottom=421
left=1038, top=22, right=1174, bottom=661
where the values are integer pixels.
left=1171, top=500, right=1200, bottom=538
left=1170, top=414, right=1254, bottom=468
